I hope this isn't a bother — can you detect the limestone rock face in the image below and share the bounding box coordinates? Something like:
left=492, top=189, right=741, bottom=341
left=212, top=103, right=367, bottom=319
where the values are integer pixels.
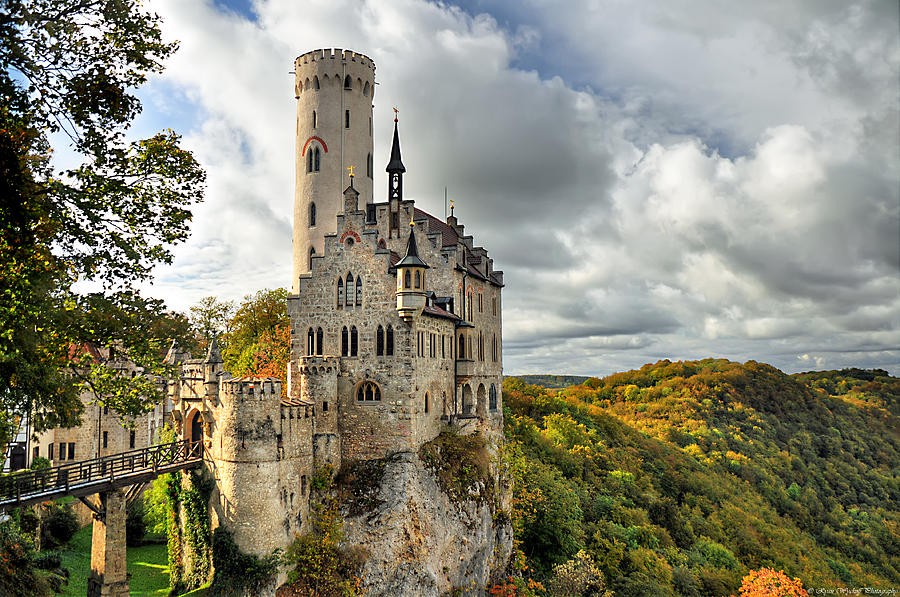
left=341, top=452, right=513, bottom=596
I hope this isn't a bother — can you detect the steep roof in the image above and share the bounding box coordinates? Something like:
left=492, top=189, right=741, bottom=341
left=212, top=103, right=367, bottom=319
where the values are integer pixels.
left=385, top=120, right=406, bottom=174
left=414, top=208, right=458, bottom=247
left=396, top=225, right=429, bottom=268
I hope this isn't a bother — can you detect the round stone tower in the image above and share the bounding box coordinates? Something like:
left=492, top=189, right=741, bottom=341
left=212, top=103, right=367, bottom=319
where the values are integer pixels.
left=292, top=48, right=375, bottom=292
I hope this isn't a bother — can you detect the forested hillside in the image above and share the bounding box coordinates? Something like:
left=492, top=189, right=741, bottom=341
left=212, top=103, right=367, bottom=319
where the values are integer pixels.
left=503, top=360, right=898, bottom=596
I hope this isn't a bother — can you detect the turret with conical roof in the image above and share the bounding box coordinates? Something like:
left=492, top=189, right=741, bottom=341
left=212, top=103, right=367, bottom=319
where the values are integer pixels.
left=396, top=221, right=429, bottom=321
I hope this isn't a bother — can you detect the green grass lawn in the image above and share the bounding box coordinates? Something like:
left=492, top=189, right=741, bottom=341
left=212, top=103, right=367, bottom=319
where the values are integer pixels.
left=56, top=526, right=171, bottom=596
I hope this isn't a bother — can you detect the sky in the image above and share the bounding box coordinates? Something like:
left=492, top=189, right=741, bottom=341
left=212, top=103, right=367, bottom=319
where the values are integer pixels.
left=130, top=0, right=900, bottom=377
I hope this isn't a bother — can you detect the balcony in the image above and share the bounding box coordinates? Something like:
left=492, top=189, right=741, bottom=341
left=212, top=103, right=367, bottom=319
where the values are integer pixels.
left=456, top=359, right=475, bottom=382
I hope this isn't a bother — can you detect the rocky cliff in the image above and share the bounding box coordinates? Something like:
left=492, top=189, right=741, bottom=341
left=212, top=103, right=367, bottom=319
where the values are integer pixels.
left=338, top=431, right=513, bottom=596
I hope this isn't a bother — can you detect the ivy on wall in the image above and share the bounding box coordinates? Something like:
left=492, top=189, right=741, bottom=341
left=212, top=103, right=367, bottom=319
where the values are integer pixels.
left=166, top=469, right=213, bottom=593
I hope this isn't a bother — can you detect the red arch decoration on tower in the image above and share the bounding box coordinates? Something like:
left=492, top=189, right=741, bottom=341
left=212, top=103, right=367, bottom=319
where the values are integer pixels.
left=301, top=136, right=329, bottom=156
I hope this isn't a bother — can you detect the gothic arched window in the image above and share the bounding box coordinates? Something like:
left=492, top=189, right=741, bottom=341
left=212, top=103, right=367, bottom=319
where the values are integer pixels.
left=458, top=333, right=466, bottom=359
left=356, top=381, right=381, bottom=402
left=414, top=271, right=421, bottom=289
left=344, top=74, right=352, bottom=89
left=313, top=76, right=320, bottom=90
left=308, top=247, right=316, bottom=271
left=316, top=327, right=324, bottom=356
left=376, top=325, right=384, bottom=356
left=313, top=147, right=321, bottom=171
left=337, top=277, right=344, bottom=306
left=424, top=392, right=430, bottom=414
left=489, top=384, right=498, bottom=410
left=309, top=202, right=316, bottom=227
left=386, top=325, right=394, bottom=356
left=341, top=326, right=349, bottom=356
left=307, top=328, right=314, bottom=356
left=355, top=277, right=363, bottom=305
left=345, top=273, right=354, bottom=307
left=312, top=110, right=317, bottom=128
left=404, top=270, right=411, bottom=289
left=350, top=326, right=358, bottom=356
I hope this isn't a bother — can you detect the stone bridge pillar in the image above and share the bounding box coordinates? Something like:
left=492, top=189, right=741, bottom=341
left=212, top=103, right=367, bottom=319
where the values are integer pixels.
left=87, top=488, right=129, bottom=597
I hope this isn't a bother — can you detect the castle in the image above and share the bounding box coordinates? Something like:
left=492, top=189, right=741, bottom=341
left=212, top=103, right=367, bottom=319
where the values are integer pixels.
left=165, top=48, right=505, bottom=559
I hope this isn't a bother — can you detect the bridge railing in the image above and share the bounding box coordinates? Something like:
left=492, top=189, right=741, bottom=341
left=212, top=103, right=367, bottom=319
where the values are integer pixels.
left=0, top=439, right=201, bottom=507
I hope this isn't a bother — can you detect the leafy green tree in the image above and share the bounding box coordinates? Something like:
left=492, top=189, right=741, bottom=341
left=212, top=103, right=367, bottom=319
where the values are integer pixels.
left=222, top=289, right=289, bottom=379
left=0, top=0, right=205, bottom=434
left=189, top=296, right=235, bottom=353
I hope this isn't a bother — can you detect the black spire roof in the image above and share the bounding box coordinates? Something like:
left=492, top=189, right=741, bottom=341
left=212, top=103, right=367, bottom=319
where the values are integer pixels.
left=396, top=224, right=429, bottom=268
left=386, top=119, right=406, bottom=174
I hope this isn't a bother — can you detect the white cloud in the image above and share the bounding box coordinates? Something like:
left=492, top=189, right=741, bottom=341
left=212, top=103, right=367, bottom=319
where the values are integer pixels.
left=135, top=0, right=899, bottom=375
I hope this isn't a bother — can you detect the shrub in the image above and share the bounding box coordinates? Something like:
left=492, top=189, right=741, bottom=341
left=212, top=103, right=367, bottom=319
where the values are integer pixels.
left=210, top=527, right=280, bottom=596
left=40, top=503, right=78, bottom=549
left=126, top=500, right=146, bottom=547
left=30, top=457, right=51, bottom=470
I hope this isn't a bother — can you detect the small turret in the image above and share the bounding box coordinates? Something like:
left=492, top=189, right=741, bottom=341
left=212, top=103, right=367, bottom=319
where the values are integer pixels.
left=203, top=336, right=223, bottom=400
left=343, top=169, right=360, bottom=213
left=396, top=221, right=429, bottom=322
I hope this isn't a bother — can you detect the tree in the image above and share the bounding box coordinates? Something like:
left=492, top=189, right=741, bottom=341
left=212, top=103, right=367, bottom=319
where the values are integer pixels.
left=222, top=289, right=289, bottom=380
left=0, top=0, right=205, bottom=433
left=189, top=296, right=235, bottom=353
left=738, top=568, right=809, bottom=597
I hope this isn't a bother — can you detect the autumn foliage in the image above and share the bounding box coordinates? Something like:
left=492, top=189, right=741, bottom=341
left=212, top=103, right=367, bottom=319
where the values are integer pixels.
left=738, top=568, right=808, bottom=597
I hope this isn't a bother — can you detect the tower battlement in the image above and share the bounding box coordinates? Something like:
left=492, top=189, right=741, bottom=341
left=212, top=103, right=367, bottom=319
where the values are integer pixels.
left=220, top=377, right=282, bottom=400
left=295, top=48, right=376, bottom=72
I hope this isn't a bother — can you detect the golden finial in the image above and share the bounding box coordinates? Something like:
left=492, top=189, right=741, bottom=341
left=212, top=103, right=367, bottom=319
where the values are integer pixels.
left=449, top=199, right=455, bottom=217
left=409, top=215, right=415, bottom=227
left=347, top=165, right=355, bottom=178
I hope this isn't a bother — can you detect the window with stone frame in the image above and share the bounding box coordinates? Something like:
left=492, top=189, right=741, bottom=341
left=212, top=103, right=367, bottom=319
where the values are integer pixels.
left=350, top=326, right=359, bottom=356
left=356, top=381, right=382, bottom=402
left=337, top=278, right=344, bottom=306
left=376, top=325, right=384, bottom=356
left=307, top=328, right=315, bottom=356
left=316, top=327, right=324, bottom=356
left=355, top=277, right=363, bottom=305
left=341, top=326, right=349, bottom=356
left=386, top=325, right=394, bottom=355
left=345, top=273, right=354, bottom=307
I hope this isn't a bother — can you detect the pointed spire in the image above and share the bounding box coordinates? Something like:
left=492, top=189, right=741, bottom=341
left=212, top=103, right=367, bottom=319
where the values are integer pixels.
left=204, top=336, right=223, bottom=364
left=386, top=117, right=406, bottom=174
left=396, top=221, right=429, bottom=268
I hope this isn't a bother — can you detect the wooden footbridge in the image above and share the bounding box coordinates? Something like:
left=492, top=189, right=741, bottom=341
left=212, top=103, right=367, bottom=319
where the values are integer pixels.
left=0, top=439, right=202, bottom=509
left=0, top=440, right=203, bottom=597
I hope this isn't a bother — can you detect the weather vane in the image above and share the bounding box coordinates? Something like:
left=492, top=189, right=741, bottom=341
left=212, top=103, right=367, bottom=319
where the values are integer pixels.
left=393, top=106, right=399, bottom=122
left=347, top=165, right=355, bottom=178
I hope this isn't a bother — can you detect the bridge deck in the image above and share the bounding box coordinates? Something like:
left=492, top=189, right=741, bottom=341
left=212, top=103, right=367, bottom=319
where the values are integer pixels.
left=0, top=440, right=202, bottom=509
